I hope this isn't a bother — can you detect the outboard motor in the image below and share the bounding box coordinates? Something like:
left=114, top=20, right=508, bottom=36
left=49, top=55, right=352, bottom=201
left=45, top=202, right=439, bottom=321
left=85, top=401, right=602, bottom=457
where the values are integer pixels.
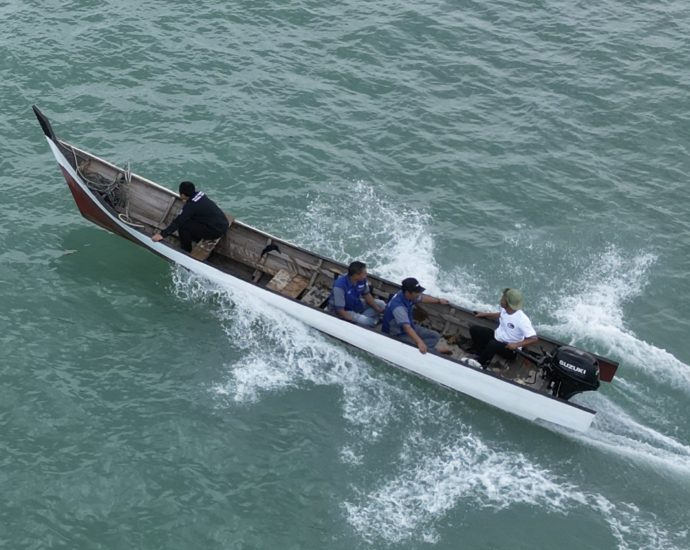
left=549, top=346, right=600, bottom=400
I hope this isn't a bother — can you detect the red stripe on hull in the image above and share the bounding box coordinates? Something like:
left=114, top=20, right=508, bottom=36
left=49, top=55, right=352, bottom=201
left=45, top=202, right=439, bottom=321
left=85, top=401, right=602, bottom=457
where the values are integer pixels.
left=60, top=167, right=135, bottom=243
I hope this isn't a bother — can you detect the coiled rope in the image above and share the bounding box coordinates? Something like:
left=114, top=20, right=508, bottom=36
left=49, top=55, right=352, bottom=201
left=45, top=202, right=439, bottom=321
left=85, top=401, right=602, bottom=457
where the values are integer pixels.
left=72, top=148, right=144, bottom=228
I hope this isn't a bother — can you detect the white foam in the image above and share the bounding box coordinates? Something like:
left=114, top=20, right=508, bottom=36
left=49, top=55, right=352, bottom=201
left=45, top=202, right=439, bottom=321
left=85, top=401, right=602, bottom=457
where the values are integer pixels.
left=560, top=392, right=690, bottom=477
left=540, top=247, right=690, bottom=391
left=171, top=265, right=407, bottom=440
left=292, top=179, right=482, bottom=308
left=539, top=246, right=654, bottom=334
left=340, top=446, right=364, bottom=466
left=344, top=428, right=681, bottom=548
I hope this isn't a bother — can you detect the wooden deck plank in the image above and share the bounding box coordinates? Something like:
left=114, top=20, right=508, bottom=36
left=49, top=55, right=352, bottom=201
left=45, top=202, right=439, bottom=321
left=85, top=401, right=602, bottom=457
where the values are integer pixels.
left=266, top=269, right=309, bottom=298
left=191, top=237, right=222, bottom=261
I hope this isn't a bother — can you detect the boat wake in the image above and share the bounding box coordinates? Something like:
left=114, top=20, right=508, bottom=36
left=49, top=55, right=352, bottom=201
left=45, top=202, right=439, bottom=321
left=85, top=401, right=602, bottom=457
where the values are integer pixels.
left=170, top=181, right=687, bottom=548
left=343, top=426, right=681, bottom=548
left=569, top=392, right=690, bottom=476
left=172, top=273, right=684, bottom=548
left=539, top=246, right=690, bottom=391
left=534, top=246, right=690, bottom=475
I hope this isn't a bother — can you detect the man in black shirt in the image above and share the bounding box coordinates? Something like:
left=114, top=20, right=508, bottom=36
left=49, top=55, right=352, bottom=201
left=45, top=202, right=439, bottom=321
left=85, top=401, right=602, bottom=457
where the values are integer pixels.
left=152, top=181, right=229, bottom=252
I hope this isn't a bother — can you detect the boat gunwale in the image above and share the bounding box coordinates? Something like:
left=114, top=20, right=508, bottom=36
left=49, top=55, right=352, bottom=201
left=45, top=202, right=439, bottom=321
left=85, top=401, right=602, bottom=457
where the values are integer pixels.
left=64, top=140, right=618, bottom=375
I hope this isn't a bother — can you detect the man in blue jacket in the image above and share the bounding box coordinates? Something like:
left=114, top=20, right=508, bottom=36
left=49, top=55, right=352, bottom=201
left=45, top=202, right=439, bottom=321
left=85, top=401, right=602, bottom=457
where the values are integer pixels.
left=152, top=181, right=229, bottom=252
left=382, top=278, right=451, bottom=354
left=329, top=261, right=385, bottom=327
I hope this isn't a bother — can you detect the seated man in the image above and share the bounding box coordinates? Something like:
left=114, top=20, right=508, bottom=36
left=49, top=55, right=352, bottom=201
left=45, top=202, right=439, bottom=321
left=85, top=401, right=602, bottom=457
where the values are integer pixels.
left=470, top=288, right=538, bottom=369
left=152, top=181, right=229, bottom=252
left=329, top=261, right=385, bottom=327
left=382, top=277, right=451, bottom=354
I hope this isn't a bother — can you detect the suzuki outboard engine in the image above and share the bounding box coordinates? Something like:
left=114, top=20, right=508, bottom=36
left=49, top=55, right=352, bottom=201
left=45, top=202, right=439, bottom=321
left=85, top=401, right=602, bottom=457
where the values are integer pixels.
left=549, top=346, right=600, bottom=400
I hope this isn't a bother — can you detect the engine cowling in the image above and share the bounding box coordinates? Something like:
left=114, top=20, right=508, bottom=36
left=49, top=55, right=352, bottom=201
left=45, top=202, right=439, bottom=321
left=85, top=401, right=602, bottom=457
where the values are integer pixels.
left=550, top=346, right=600, bottom=400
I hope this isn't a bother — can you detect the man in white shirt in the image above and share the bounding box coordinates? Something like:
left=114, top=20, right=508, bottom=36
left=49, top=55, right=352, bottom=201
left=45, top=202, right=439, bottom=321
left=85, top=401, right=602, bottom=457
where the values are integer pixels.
left=469, top=288, right=538, bottom=369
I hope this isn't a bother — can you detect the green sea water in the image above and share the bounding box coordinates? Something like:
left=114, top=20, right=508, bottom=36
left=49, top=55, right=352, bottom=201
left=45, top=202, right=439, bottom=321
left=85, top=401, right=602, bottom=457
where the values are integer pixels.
left=2, top=1, right=690, bottom=548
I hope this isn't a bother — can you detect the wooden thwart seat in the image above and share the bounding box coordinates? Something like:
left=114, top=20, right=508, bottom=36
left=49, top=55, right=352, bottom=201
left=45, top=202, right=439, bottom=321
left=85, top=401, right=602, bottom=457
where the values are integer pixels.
left=300, top=285, right=331, bottom=308
left=191, top=237, right=222, bottom=261
left=190, top=214, right=234, bottom=261
left=266, top=269, right=309, bottom=298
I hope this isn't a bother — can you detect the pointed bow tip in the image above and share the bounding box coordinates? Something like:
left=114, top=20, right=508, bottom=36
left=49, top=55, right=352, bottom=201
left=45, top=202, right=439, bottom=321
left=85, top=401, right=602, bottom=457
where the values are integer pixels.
left=32, top=105, right=57, bottom=141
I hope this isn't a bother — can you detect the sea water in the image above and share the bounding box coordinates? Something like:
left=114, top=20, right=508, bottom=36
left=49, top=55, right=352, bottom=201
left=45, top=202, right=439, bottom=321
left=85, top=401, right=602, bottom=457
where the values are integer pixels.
left=2, top=0, right=689, bottom=548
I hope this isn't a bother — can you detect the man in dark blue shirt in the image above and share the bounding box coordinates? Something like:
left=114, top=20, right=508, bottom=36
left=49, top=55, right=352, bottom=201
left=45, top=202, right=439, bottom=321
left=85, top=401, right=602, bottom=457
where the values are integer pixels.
left=382, top=277, right=451, bottom=354
left=329, top=261, right=385, bottom=327
left=152, top=181, right=229, bottom=252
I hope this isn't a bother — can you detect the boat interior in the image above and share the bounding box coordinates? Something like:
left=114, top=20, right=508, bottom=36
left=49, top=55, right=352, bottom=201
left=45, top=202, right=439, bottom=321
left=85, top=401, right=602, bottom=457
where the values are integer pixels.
left=58, top=139, right=617, bottom=401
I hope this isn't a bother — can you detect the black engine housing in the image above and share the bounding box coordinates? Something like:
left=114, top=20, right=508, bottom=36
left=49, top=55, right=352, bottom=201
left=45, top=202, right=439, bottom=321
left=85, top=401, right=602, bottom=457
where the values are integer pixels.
left=549, top=346, right=600, bottom=400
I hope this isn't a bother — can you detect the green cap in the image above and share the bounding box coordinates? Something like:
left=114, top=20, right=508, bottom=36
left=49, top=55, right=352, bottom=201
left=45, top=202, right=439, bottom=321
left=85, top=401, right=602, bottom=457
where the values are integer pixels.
left=503, top=288, right=523, bottom=310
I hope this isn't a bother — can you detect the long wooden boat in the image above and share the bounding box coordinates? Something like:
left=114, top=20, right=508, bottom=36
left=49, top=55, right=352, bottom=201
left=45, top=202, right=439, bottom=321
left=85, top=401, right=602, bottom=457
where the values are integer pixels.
left=33, top=106, right=618, bottom=432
